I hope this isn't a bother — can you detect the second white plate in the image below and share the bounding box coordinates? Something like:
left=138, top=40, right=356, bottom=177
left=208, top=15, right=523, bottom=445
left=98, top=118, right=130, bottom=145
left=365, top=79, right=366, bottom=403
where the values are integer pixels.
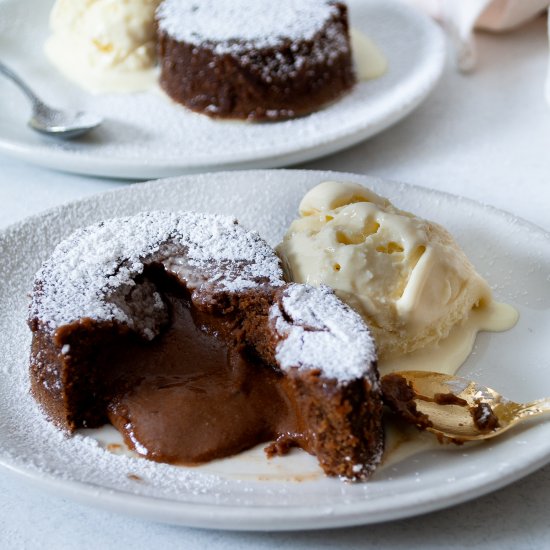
left=0, top=0, right=444, bottom=178
left=0, top=170, right=549, bottom=530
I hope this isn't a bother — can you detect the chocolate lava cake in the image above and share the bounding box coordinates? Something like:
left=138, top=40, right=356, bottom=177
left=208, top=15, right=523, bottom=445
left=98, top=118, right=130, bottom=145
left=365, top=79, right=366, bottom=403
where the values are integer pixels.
left=156, top=0, right=356, bottom=121
left=28, top=211, right=383, bottom=481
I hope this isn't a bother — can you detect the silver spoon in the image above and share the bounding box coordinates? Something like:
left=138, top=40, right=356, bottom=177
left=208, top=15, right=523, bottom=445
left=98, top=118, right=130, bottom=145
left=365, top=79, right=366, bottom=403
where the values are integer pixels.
left=381, top=370, right=550, bottom=442
left=0, top=60, right=102, bottom=139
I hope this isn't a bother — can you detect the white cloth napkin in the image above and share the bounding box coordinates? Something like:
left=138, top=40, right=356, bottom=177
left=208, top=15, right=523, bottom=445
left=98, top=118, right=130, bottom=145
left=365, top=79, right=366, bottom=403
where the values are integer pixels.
left=404, top=0, right=549, bottom=71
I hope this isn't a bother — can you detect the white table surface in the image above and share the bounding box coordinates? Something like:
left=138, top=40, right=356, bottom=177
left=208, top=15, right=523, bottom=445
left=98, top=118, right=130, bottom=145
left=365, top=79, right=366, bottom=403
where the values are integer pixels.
left=1, top=18, right=550, bottom=550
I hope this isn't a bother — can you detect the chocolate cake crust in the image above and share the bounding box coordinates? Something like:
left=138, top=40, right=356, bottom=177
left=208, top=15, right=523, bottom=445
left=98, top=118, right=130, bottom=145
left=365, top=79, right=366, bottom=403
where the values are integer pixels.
left=156, top=0, right=356, bottom=121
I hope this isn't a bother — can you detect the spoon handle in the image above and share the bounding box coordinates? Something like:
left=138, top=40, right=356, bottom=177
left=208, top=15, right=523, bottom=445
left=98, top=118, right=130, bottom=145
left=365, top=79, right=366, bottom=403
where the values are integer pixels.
left=0, top=60, right=43, bottom=107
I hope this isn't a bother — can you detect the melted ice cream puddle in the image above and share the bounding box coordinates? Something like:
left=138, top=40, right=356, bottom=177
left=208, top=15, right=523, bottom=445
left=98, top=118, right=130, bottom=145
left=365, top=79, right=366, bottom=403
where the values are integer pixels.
left=380, top=301, right=519, bottom=377
left=350, top=28, right=387, bottom=81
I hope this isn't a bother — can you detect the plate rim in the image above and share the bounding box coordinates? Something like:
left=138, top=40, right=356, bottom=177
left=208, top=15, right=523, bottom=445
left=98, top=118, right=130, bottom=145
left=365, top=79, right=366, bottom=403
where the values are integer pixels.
left=0, top=0, right=446, bottom=179
left=3, top=441, right=549, bottom=531
left=1, top=168, right=550, bottom=531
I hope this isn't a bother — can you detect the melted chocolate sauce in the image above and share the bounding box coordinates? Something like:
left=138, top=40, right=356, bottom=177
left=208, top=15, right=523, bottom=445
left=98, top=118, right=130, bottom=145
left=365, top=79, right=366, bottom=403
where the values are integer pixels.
left=102, top=275, right=298, bottom=465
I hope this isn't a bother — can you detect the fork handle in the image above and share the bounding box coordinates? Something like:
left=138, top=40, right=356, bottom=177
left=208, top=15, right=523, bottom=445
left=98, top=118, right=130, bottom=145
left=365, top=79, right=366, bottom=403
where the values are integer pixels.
left=517, top=397, right=550, bottom=419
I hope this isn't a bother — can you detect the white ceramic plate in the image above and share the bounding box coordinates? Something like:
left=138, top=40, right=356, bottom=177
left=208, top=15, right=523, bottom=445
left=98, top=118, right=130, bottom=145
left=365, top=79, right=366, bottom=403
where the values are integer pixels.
left=1, top=169, right=549, bottom=531
left=0, top=0, right=444, bottom=178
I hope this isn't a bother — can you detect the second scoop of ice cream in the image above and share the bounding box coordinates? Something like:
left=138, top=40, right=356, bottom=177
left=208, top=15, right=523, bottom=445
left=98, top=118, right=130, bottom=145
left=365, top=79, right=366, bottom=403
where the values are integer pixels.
left=45, top=0, right=160, bottom=93
left=277, top=181, right=492, bottom=360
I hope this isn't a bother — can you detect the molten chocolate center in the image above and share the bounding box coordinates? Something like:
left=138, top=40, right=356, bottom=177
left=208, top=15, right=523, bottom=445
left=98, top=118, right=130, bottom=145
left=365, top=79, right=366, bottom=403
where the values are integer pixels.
left=103, top=275, right=297, bottom=465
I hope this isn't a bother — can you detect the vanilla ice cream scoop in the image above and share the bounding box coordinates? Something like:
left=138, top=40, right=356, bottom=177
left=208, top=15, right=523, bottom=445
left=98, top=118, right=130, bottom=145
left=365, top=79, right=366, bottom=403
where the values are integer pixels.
left=277, top=181, right=492, bottom=359
left=45, top=0, right=160, bottom=93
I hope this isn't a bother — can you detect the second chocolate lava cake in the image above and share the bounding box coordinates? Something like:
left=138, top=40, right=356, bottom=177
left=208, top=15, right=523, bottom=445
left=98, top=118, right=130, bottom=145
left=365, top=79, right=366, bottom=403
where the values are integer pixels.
left=156, top=0, right=356, bottom=121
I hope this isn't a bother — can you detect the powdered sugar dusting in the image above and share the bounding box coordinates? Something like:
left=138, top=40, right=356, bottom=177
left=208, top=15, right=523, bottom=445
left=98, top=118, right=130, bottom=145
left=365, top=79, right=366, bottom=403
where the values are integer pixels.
left=30, top=211, right=283, bottom=335
left=157, top=0, right=351, bottom=88
left=271, top=284, right=378, bottom=384
left=157, top=0, right=340, bottom=51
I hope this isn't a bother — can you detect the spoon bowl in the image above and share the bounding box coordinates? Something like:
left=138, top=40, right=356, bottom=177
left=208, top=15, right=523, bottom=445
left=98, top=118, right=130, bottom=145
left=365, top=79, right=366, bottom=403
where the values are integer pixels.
left=28, top=104, right=103, bottom=139
left=381, top=370, right=550, bottom=442
left=0, top=60, right=102, bottom=139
